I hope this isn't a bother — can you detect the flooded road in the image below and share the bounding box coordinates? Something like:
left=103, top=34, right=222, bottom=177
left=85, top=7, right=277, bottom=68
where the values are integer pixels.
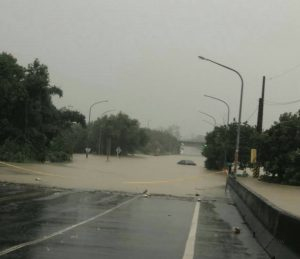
left=0, top=149, right=225, bottom=197
left=0, top=148, right=269, bottom=258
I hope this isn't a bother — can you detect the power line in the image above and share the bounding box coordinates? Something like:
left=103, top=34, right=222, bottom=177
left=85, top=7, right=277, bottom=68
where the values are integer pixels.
left=265, top=98, right=300, bottom=106
left=268, top=63, right=300, bottom=81
left=245, top=107, right=258, bottom=122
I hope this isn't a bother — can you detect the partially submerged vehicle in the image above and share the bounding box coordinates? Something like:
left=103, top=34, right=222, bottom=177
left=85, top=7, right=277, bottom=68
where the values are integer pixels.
left=177, top=160, right=196, bottom=166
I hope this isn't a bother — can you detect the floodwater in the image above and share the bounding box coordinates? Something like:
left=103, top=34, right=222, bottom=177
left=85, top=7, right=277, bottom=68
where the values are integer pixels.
left=0, top=145, right=299, bottom=217
left=0, top=146, right=270, bottom=258
left=0, top=146, right=226, bottom=197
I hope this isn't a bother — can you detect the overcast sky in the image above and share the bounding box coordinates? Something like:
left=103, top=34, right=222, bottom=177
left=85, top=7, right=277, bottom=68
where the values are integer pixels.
left=1, top=0, right=300, bottom=138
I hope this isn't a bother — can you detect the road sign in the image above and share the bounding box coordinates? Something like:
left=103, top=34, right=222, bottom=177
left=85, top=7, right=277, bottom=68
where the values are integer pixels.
left=251, top=149, right=257, bottom=163
left=116, top=146, right=122, bottom=158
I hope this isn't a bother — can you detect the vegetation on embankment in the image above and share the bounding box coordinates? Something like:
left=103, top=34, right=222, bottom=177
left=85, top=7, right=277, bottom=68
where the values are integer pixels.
left=202, top=110, right=300, bottom=185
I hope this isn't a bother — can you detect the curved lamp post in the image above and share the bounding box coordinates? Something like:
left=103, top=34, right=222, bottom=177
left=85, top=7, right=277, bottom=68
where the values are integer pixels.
left=204, top=94, right=230, bottom=126
left=86, top=99, right=108, bottom=158
left=101, top=109, right=116, bottom=117
left=198, top=111, right=217, bottom=127
left=198, top=56, right=244, bottom=174
left=202, top=119, right=215, bottom=128
left=96, top=109, right=115, bottom=156
left=204, top=94, right=230, bottom=168
left=88, top=100, right=108, bottom=124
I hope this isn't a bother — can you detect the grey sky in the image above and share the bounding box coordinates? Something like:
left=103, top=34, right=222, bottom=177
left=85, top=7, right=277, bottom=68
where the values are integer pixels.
left=1, top=0, right=300, bottom=138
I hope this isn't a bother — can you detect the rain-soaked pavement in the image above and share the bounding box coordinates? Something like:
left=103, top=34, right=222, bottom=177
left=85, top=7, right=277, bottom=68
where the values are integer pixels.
left=0, top=182, right=268, bottom=259
left=0, top=147, right=270, bottom=258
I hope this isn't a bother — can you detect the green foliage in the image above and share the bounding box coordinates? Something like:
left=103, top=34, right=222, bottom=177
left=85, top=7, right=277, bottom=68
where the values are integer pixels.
left=0, top=139, right=33, bottom=162
left=87, top=112, right=148, bottom=155
left=260, top=111, right=300, bottom=184
left=70, top=124, right=88, bottom=153
left=202, top=122, right=259, bottom=170
left=0, top=52, right=86, bottom=162
left=141, top=128, right=180, bottom=155
left=202, top=110, right=300, bottom=185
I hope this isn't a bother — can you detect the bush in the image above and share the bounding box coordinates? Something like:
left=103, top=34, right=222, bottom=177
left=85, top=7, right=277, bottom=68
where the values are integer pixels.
left=47, top=132, right=73, bottom=162
left=47, top=151, right=71, bottom=162
left=0, top=139, right=35, bottom=162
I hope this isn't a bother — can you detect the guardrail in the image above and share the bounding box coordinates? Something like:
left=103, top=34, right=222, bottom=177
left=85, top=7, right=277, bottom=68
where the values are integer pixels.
left=228, top=177, right=300, bottom=259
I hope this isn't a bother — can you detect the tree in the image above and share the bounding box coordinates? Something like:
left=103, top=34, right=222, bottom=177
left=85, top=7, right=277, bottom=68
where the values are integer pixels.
left=260, top=110, right=300, bottom=184
left=166, top=125, right=181, bottom=140
left=0, top=52, right=86, bottom=162
left=202, top=122, right=259, bottom=170
left=87, top=112, right=148, bottom=155
left=141, top=128, right=181, bottom=155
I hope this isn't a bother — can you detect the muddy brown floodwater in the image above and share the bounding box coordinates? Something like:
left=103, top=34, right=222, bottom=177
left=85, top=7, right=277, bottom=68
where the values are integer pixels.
left=0, top=150, right=226, bottom=197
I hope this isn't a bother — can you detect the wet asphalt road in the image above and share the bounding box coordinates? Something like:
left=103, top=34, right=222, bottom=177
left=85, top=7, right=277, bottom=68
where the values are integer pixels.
left=0, top=183, right=269, bottom=259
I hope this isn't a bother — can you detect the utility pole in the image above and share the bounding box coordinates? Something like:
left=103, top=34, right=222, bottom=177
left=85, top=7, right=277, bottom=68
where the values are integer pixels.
left=253, top=76, right=266, bottom=178
left=106, top=137, right=111, bottom=161
left=256, top=76, right=265, bottom=133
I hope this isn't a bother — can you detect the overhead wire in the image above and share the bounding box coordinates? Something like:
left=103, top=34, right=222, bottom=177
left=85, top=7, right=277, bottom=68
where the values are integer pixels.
left=268, top=63, right=300, bottom=81
left=265, top=99, right=300, bottom=106
left=245, top=107, right=258, bottom=122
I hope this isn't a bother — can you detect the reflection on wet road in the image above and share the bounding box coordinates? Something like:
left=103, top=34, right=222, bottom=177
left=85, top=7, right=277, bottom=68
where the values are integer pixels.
left=0, top=183, right=268, bottom=259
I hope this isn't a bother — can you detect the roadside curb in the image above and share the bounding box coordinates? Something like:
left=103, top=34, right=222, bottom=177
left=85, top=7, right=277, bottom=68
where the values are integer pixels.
left=228, top=176, right=300, bottom=259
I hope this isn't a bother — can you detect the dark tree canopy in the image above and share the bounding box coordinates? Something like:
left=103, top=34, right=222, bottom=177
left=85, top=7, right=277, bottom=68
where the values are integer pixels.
left=87, top=112, right=148, bottom=155
left=0, top=52, right=85, bottom=162
left=202, top=122, right=259, bottom=170
left=202, top=110, right=300, bottom=185
left=260, top=110, right=300, bottom=184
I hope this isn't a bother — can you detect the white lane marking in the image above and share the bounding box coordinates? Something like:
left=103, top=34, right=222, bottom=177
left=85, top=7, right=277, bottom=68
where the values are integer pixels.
left=0, top=195, right=140, bottom=257
left=182, top=201, right=200, bottom=259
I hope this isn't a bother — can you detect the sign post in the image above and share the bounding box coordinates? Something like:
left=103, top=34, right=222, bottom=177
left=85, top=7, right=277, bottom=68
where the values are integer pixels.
left=116, top=146, right=122, bottom=159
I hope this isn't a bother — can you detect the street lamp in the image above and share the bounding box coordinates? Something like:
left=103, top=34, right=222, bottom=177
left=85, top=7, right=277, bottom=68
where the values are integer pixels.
left=101, top=109, right=116, bottom=117
left=198, top=111, right=217, bottom=127
left=198, top=56, right=244, bottom=174
left=97, top=109, right=115, bottom=155
left=86, top=99, right=108, bottom=158
left=202, top=119, right=215, bottom=128
left=204, top=94, right=230, bottom=125
left=88, top=100, right=108, bottom=124
left=204, top=94, right=230, bottom=169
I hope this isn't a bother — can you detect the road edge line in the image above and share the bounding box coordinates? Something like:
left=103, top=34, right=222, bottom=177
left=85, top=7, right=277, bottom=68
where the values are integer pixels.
left=182, top=201, right=200, bottom=259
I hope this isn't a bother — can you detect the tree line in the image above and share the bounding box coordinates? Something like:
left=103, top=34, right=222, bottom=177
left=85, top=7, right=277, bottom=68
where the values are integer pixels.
left=66, top=114, right=180, bottom=157
left=0, top=53, right=180, bottom=162
left=202, top=110, right=300, bottom=185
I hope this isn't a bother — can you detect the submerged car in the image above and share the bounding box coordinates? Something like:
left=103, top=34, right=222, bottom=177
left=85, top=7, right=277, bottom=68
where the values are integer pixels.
left=177, top=160, right=196, bottom=166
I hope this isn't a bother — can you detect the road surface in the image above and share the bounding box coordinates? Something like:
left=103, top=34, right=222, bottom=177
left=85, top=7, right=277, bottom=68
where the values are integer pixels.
left=0, top=150, right=269, bottom=258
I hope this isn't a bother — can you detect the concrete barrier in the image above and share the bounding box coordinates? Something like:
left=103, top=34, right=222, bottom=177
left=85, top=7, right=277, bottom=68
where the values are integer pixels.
left=228, top=177, right=300, bottom=259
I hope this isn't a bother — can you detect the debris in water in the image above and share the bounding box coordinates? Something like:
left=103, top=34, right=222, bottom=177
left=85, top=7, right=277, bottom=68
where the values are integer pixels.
left=232, top=227, right=240, bottom=234
left=35, top=177, right=41, bottom=181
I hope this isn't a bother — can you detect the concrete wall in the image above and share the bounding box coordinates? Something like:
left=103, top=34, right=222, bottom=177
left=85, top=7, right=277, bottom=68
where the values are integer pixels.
left=228, top=177, right=300, bottom=259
